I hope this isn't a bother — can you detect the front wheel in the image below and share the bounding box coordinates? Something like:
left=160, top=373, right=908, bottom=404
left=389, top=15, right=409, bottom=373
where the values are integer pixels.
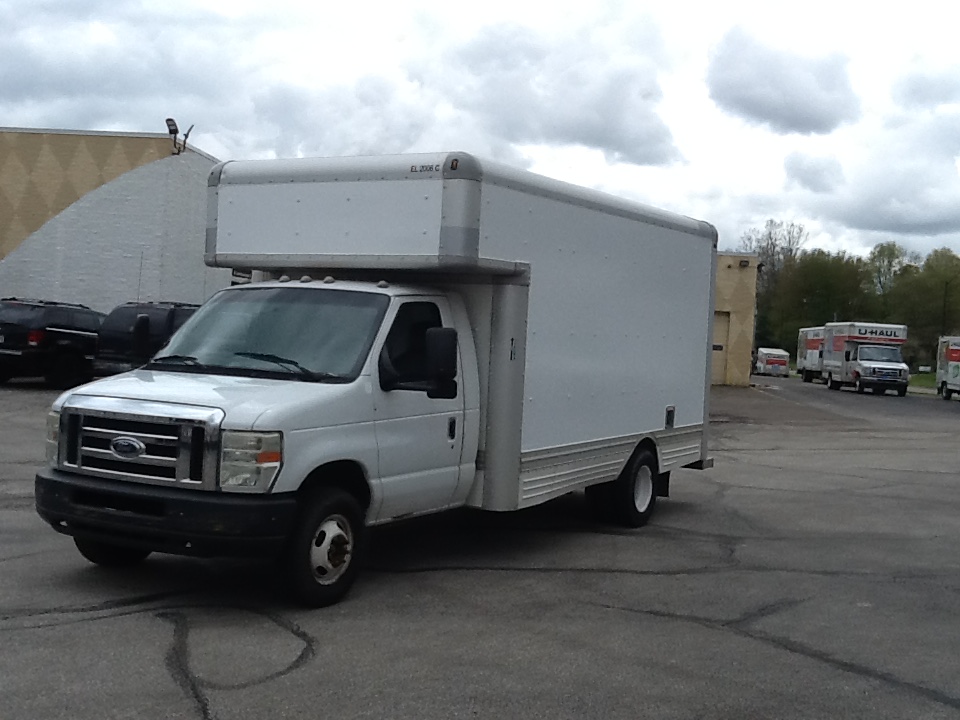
left=856, top=379, right=865, bottom=394
left=613, top=450, right=658, bottom=528
left=285, top=488, right=364, bottom=607
left=74, top=537, right=151, bottom=567
left=897, top=386, right=907, bottom=397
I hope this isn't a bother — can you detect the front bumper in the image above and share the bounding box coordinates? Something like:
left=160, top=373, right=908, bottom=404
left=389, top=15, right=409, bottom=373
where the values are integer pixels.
left=858, top=377, right=908, bottom=390
left=36, top=468, right=299, bottom=557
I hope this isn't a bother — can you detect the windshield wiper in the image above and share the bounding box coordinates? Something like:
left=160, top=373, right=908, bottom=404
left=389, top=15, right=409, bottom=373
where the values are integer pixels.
left=233, top=352, right=343, bottom=382
left=148, top=354, right=206, bottom=367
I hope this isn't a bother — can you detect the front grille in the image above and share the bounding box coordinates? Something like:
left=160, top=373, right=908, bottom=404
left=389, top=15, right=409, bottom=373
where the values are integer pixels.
left=57, top=404, right=222, bottom=490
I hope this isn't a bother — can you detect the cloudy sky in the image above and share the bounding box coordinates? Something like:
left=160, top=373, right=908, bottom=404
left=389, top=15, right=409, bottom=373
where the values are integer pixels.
left=4, top=0, right=960, bottom=257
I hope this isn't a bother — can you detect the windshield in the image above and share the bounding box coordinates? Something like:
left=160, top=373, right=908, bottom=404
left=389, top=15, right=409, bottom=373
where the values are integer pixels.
left=152, top=287, right=390, bottom=381
left=858, top=345, right=902, bottom=363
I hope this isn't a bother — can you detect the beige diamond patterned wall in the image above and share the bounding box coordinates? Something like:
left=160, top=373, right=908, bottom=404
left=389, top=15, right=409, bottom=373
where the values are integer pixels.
left=712, top=253, right=759, bottom=386
left=0, top=129, right=171, bottom=260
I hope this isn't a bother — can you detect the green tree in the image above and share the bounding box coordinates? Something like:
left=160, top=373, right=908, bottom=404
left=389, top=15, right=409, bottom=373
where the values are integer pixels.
left=738, top=220, right=809, bottom=348
left=769, top=249, right=878, bottom=352
left=868, top=241, right=921, bottom=320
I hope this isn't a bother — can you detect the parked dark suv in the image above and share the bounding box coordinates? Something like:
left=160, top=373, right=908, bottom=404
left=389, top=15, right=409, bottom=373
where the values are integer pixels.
left=95, top=301, right=199, bottom=375
left=0, top=297, right=105, bottom=387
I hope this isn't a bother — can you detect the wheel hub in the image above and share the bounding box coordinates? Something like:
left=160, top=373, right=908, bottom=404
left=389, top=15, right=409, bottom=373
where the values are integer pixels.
left=310, top=515, right=353, bottom=585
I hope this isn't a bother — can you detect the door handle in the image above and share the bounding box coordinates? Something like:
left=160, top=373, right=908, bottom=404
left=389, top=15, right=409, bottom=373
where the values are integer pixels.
left=448, top=417, right=457, bottom=440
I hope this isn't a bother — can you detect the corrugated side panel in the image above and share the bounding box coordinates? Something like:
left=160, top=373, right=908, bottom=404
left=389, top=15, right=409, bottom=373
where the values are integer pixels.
left=478, top=182, right=714, bottom=454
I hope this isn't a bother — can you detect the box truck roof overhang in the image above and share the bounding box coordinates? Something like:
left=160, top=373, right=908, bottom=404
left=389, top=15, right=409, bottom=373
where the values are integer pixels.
left=205, top=151, right=718, bottom=273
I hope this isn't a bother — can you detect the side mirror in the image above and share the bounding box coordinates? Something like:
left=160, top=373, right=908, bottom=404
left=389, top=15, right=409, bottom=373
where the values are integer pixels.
left=132, top=314, right=151, bottom=362
left=426, top=327, right=458, bottom=399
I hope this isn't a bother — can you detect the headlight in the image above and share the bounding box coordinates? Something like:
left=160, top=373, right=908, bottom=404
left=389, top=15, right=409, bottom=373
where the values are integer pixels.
left=46, top=411, right=60, bottom=466
left=219, top=431, right=283, bottom=492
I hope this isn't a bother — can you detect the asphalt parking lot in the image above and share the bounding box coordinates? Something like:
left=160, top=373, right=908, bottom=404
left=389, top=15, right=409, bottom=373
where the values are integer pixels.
left=2, top=376, right=959, bottom=719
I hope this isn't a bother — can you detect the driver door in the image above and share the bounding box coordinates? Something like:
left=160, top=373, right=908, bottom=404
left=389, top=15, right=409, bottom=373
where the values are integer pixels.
left=373, top=298, right=464, bottom=521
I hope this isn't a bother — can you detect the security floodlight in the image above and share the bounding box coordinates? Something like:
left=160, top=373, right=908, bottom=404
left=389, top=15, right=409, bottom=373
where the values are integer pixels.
left=165, top=118, right=193, bottom=155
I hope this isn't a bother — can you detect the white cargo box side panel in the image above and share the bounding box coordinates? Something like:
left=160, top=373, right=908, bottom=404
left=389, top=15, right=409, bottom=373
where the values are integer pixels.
left=214, top=177, right=445, bottom=258
left=479, top=183, right=713, bottom=453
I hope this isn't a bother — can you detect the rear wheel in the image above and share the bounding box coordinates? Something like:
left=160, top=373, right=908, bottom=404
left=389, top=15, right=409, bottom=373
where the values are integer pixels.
left=285, top=487, right=364, bottom=607
left=828, top=374, right=841, bottom=390
left=613, top=450, right=658, bottom=528
left=802, top=370, right=812, bottom=383
left=74, top=537, right=151, bottom=567
left=941, top=383, right=953, bottom=400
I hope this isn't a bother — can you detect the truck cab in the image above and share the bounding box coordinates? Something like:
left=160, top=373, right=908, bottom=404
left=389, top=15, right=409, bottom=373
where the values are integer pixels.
left=846, top=344, right=910, bottom=395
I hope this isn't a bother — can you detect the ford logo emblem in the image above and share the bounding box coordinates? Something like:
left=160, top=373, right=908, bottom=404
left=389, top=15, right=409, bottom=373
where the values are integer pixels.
left=110, top=436, right=146, bottom=459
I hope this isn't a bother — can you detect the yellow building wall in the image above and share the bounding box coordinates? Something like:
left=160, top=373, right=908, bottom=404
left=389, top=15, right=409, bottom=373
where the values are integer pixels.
left=712, top=253, right=759, bottom=386
left=0, top=128, right=174, bottom=261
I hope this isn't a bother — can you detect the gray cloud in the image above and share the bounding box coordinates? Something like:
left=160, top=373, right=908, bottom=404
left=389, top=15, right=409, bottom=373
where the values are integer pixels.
left=811, top=113, right=960, bottom=235
left=784, top=153, right=845, bottom=193
left=892, top=68, right=960, bottom=109
left=252, top=78, right=434, bottom=158
left=410, top=24, right=680, bottom=166
left=707, top=27, right=860, bottom=134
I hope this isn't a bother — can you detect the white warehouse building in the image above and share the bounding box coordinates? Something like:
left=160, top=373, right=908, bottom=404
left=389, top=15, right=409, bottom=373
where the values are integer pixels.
left=0, top=127, right=231, bottom=313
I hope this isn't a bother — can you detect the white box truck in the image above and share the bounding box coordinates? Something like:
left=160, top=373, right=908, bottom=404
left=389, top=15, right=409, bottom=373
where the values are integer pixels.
left=754, top=347, right=790, bottom=377
left=35, top=152, right=717, bottom=606
left=936, top=336, right=960, bottom=401
left=822, top=322, right=909, bottom=395
left=796, top=326, right=824, bottom=383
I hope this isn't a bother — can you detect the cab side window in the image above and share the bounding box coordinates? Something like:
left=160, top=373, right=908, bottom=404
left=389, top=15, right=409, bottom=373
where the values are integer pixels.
left=383, top=302, right=442, bottom=383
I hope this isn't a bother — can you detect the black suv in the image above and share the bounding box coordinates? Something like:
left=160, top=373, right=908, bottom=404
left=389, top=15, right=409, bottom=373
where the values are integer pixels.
left=96, top=301, right=199, bottom=375
left=0, top=297, right=105, bottom=387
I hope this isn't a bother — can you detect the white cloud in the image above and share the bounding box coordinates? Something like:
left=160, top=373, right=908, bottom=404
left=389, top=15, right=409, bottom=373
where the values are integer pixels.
left=1, top=0, right=960, bottom=259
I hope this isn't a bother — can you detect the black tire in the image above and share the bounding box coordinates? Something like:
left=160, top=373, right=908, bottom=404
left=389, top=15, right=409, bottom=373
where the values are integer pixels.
left=74, top=537, right=151, bottom=567
left=285, top=487, right=364, bottom=608
left=897, top=386, right=907, bottom=397
left=856, top=379, right=865, bottom=394
left=941, top=384, right=953, bottom=401
left=802, top=370, right=812, bottom=383
left=613, top=449, right=658, bottom=528
left=828, top=375, right=841, bottom=391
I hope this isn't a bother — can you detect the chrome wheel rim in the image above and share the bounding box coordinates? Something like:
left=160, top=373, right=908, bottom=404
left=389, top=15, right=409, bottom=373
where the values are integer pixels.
left=309, top=514, right=353, bottom=585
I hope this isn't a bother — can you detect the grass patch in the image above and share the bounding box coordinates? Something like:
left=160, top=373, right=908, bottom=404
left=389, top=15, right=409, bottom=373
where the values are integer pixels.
left=910, top=373, right=937, bottom=388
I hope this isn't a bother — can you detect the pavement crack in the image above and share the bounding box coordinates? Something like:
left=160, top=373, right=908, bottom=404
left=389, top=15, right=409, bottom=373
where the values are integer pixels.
left=157, top=610, right=215, bottom=720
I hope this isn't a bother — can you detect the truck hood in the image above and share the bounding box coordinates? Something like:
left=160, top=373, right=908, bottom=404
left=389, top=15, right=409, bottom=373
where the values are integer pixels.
left=57, top=369, right=374, bottom=431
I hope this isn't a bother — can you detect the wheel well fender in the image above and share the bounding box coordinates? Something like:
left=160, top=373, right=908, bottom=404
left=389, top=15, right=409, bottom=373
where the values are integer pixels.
left=297, top=460, right=372, bottom=514
left=625, top=437, right=670, bottom=498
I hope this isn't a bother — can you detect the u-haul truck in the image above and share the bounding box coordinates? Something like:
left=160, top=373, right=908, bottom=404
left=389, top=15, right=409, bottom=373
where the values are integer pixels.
left=755, top=347, right=790, bottom=377
left=936, top=336, right=960, bottom=401
left=35, top=151, right=717, bottom=607
left=822, top=322, right=909, bottom=396
left=796, top=326, right=824, bottom=383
